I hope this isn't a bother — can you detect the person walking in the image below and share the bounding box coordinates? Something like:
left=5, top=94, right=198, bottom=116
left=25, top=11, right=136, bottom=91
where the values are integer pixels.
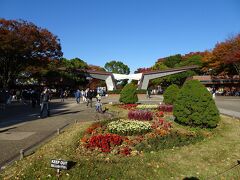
left=60, top=89, right=65, bottom=102
left=86, top=89, right=93, bottom=107
left=95, top=99, right=103, bottom=113
left=75, top=89, right=81, bottom=104
left=96, top=93, right=101, bottom=101
left=81, top=90, right=86, bottom=102
left=39, top=88, right=50, bottom=118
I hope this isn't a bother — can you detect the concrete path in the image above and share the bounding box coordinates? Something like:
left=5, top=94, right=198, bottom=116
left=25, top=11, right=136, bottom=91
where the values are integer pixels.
left=214, top=96, right=240, bottom=118
left=0, top=99, right=112, bottom=169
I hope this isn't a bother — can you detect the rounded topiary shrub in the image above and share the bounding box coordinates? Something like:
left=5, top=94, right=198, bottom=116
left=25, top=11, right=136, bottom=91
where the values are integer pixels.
left=163, top=84, right=180, bottom=104
left=173, top=80, right=220, bottom=128
left=119, top=83, right=138, bottom=104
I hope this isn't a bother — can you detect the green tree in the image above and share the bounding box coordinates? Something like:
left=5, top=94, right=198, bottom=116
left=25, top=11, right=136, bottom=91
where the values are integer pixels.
left=163, top=84, right=180, bottom=104
left=104, top=60, right=130, bottom=74
left=0, top=19, right=62, bottom=88
left=65, top=58, right=88, bottom=70
left=119, top=83, right=138, bottom=104
left=163, top=54, right=182, bottom=68
left=152, top=62, right=169, bottom=70
left=104, top=60, right=130, bottom=87
left=173, top=80, right=220, bottom=128
left=176, top=55, right=203, bottom=67
left=56, top=58, right=88, bottom=87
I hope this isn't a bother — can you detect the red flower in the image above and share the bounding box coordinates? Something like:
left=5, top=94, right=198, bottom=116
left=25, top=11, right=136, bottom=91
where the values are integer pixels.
left=87, top=134, right=123, bottom=153
left=158, top=105, right=173, bottom=112
left=120, top=146, right=132, bottom=156
left=85, top=122, right=102, bottom=134
left=119, top=104, right=137, bottom=110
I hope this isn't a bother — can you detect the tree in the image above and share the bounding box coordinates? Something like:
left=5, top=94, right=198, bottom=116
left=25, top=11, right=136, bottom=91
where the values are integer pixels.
left=150, top=53, right=203, bottom=88
left=55, top=58, right=89, bottom=87
left=163, top=54, right=182, bottom=68
left=163, top=84, right=180, bottom=105
left=61, top=57, right=88, bottom=70
left=104, top=60, right=130, bottom=87
left=0, top=19, right=63, bottom=88
left=152, top=62, right=169, bottom=71
left=173, top=80, right=220, bottom=128
left=203, top=34, right=240, bottom=75
left=176, top=54, right=203, bottom=67
left=119, top=83, right=138, bottom=104
left=104, top=60, right=130, bottom=74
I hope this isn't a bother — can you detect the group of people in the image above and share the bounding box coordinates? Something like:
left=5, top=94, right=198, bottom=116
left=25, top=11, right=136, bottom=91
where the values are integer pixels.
left=207, top=87, right=240, bottom=97
left=0, top=86, right=105, bottom=119
left=72, top=88, right=103, bottom=113
left=39, top=87, right=105, bottom=118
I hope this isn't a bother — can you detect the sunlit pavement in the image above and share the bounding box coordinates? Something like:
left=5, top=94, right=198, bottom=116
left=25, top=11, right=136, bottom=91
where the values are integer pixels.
left=0, top=98, right=111, bottom=169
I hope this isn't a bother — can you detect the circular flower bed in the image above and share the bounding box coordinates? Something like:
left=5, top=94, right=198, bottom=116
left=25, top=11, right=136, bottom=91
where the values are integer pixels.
left=107, top=119, right=152, bottom=136
left=77, top=103, right=207, bottom=157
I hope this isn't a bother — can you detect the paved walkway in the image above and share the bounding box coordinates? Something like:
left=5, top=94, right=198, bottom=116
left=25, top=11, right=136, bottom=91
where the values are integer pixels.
left=214, top=96, right=240, bottom=118
left=0, top=99, right=112, bottom=169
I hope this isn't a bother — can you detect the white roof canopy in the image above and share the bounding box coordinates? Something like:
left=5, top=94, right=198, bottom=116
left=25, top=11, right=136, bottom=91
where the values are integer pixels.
left=113, top=73, right=142, bottom=81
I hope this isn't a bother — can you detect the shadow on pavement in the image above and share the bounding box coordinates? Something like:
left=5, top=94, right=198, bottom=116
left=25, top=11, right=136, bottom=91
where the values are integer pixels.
left=0, top=100, right=79, bottom=129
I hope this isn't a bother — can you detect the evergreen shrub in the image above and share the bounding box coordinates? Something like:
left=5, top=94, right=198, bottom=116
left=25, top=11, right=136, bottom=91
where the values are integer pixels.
left=163, top=84, right=180, bottom=104
left=173, top=80, right=220, bottom=128
left=119, top=83, right=138, bottom=104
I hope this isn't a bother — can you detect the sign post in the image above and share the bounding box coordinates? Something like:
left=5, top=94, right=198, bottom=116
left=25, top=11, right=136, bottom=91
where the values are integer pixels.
left=51, top=159, right=69, bottom=178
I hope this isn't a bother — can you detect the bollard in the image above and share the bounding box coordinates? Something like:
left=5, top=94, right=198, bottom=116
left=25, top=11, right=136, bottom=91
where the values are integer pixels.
left=20, top=149, right=24, bottom=160
left=57, top=128, right=60, bottom=135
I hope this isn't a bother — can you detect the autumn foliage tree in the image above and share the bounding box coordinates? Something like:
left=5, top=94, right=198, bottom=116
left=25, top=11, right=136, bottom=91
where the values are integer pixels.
left=203, top=34, right=240, bottom=75
left=0, top=19, right=63, bottom=88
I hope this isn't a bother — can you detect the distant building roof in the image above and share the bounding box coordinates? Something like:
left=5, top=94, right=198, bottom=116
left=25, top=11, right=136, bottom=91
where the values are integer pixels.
left=142, top=65, right=198, bottom=75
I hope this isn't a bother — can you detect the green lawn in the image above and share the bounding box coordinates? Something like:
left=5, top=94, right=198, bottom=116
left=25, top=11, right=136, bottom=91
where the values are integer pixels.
left=1, top=116, right=240, bottom=179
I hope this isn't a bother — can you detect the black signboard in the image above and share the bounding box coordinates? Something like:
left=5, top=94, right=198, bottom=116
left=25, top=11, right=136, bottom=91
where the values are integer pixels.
left=51, top=159, right=69, bottom=170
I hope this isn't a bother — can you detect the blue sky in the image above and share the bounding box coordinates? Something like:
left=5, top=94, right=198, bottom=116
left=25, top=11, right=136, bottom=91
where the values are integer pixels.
left=1, top=0, right=240, bottom=72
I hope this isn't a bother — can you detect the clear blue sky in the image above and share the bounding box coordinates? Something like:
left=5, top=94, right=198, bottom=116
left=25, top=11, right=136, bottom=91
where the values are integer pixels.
left=1, top=0, right=240, bottom=72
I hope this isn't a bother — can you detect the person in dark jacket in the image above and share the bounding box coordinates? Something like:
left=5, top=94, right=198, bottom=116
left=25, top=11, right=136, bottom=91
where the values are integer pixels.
left=60, top=89, right=65, bottom=102
left=86, top=89, right=93, bottom=107
left=39, top=88, right=50, bottom=118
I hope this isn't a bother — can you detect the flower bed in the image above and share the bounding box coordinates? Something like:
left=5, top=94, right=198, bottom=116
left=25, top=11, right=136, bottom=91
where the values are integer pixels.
left=135, top=130, right=204, bottom=152
left=119, top=104, right=138, bottom=110
left=136, top=104, right=159, bottom=110
left=86, top=133, right=123, bottom=153
left=128, top=110, right=153, bottom=121
left=78, top=103, right=205, bottom=157
left=108, top=119, right=152, bottom=136
left=159, top=105, right=173, bottom=112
